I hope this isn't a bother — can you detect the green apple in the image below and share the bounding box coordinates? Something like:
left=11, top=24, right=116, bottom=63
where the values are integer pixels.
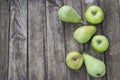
left=66, top=51, right=83, bottom=69
left=73, top=26, right=97, bottom=44
left=58, top=5, right=83, bottom=23
left=91, top=35, right=109, bottom=52
left=85, top=5, right=104, bottom=24
left=82, top=52, right=106, bottom=77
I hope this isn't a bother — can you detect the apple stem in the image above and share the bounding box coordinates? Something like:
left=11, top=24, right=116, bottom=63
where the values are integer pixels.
left=97, top=40, right=102, bottom=44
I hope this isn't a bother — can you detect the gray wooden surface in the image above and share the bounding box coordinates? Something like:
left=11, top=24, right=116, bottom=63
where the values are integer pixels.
left=0, top=0, right=120, bottom=80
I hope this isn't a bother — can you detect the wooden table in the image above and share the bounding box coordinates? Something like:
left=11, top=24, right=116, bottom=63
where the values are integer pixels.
left=0, top=0, right=120, bottom=80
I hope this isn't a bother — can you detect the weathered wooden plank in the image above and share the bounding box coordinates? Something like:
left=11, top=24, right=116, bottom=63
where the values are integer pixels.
left=63, top=0, right=87, bottom=80
left=0, top=0, right=9, bottom=80
left=28, top=0, right=46, bottom=80
left=45, top=0, right=66, bottom=80
left=99, top=0, right=120, bottom=80
left=9, top=0, right=27, bottom=80
left=82, top=0, right=106, bottom=80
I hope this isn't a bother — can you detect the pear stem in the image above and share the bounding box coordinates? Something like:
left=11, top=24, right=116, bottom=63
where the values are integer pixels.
left=80, top=21, right=86, bottom=25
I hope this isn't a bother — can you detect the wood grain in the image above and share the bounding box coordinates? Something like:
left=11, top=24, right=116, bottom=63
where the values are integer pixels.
left=99, top=0, right=120, bottom=80
left=28, top=0, right=46, bottom=80
left=0, top=0, right=9, bottom=80
left=45, top=0, right=66, bottom=80
left=9, top=0, right=27, bottom=80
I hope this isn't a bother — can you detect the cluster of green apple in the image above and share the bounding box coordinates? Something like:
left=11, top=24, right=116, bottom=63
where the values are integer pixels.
left=58, top=5, right=109, bottom=77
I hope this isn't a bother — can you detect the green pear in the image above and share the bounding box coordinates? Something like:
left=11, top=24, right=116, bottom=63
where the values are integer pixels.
left=82, top=52, right=106, bottom=77
left=73, top=26, right=97, bottom=44
left=58, top=5, right=83, bottom=23
left=66, top=51, right=83, bottom=69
